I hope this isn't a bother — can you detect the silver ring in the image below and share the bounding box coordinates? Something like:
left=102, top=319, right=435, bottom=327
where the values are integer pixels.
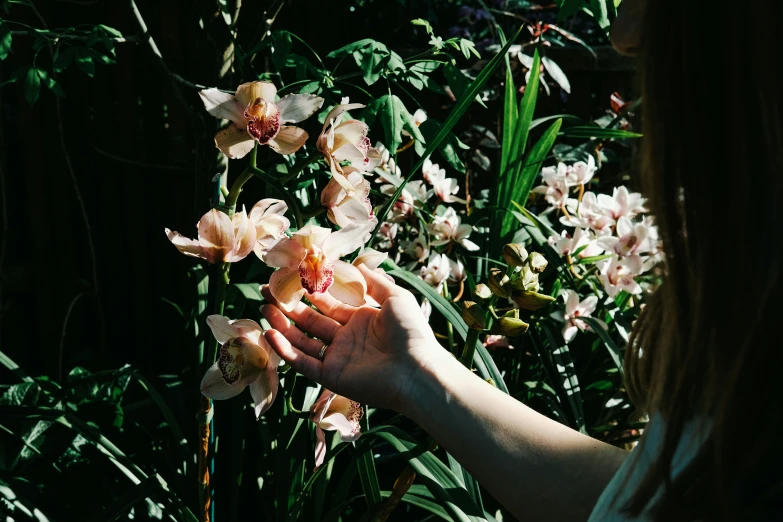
left=317, top=344, right=328, bottom=361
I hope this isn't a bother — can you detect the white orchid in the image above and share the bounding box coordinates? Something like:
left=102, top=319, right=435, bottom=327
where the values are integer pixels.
left=426, top=207, right=479, bottom=251
left=549, top=228, right=604, bottom=259
left=597, top=186, right=647, bottom=221
left=562, top=191, right=615, bottom=235
left=598, top=256, right=644, bottom=296
left=550, top=291, right=605, bottom=344
left=566, top=156, right=596, bottom=186
left=532, top=167, right=569, bottom=208
left=596, top=216, right=651, bottom=260
left=420, top=253, right=451, bottom=291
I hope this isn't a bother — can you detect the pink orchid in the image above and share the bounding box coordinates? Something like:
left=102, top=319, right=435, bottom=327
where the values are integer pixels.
left=402, top=234, right=429, bottom=264
left=380, top=183, right=417, bottom=222
left=566, top=156, right=596, bottom=186
left=596, top=216, right=651, bottom=259
left=320, top=167, right=377, bottom=229
left=484, top=334, right=514, bottom=351
left=310, top=389, right=363, bottom=470
left=598, top=256, right=644, bottom=296
left=549, top=228, right=604, bottom=259
left=372, top=142, right=402, bottom=182
left=199, top=82, right=323, bottom=159
left=265, top=224, right=371, bottom=311
left=532, top=167, right=570, bottom=208
left=200, top=315, right=281, bottom=419
left=375, top=222, right=399, bottom=250
left=562, top=192, right=615, bottom=235
left=248, top=199, right=290, bottom=261
left=422, top=158, right=446, bottom=184
left=165, top=208, right=256, bottom=264
left=550, top=291, right=605, bottom=344
left=426, top=207, right=479, bottom=251
left=317, top=98, right=378, bottom=180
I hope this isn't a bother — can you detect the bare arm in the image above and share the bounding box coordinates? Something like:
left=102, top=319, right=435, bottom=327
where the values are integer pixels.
left=261, top=265, right=628, bottom=522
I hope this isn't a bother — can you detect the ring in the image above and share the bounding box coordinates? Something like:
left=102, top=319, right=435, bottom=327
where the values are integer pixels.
left=317, top=344, right=328, bottom=361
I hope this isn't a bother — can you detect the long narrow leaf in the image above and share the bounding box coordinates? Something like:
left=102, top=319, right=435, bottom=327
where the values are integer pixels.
left=542, top=324, right=585, bottom=433
left=581, top=317, right=624, bottom=375
left=500, top=119, right=562, bottom=236
left=560, top=125, right=642, bottom=139
left=373, top=426, right=487, bottom=522
left=357, top=414, right=382, bottom=508
left=380, top=490, right=454, bottom=521
left=382, top=261, right=509, bottom=393
left=371, top=26, right=525, bottom=239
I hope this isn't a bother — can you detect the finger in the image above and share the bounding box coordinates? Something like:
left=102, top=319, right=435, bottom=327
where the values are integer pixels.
left=260, top=304, right=327, bottom=357
left=261, top=285, right=341, bottom=341
left=358, top=264, right=400, bottom=305
left=305, top=290, right=357, bottom=325
left=264, top=329, right=322, bottom=383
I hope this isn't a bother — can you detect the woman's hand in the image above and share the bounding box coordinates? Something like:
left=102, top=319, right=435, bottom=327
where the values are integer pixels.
left=260, top=264, right=449, bottom=413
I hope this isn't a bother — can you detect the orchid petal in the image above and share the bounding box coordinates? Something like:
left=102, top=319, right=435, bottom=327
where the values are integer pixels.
left=165, top=228, right=205, bottom=259
left=322, top=102, right=365, bottom=133
left=460, top=238, right=480, bottom=252
left=206, top=314, right=241, bottom=344
left=248, top=367, right=279, bottom=419
left=264, top=238, right=307, bottom=269
left=328, top=261, right=367, bottom=306
left=235, top=81, right=277, bottom=107
left=249, top=198, right=288, bottom=221
left=277, top=93, right=324, bottom=124
left=578, top=295, right=598, bottom=315
left=313, top=426, right=327, bottom=471
left=227, top=319, right=264, bottom=346
left=294, top=225, right=332, bottom=250
left=229, top=207, right=257, bottom=262
left=563, top=324, right=579, bottom=344
left=565, top=291, right=580, bottom=315
left=269, top=267, right=306, bottom=312
left=268, top=126, right=308, bottom=155
left=199, top=88, right=245, bottom=127
left=197, top=209, right=235, bottom=263
left=215, top=124, right=256, bottom=159
left=200, top=363, right=248, bottom=400
left=322, top=223, right=371, bottom=259
left=352, top=248, right=388, bottom=270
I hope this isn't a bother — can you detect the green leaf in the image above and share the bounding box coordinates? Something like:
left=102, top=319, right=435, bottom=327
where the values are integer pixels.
left=443, top=63, right=486, bottom=108
left=500, top=118, right=562, bottom=236
left=380, top=490, right=453, bottom=521
left=373, top=426, right=487, bottom=522
left=0, top=21, right=11, bottom=61
left=372, top=26, right=525, bottom=237
left=233, top=283, right=264, bottom=301
left=53, top=47, right=75, bottom=72
left=590, top=0, right=612, bottom=37
left=557, top=0, right=585, bottom=20
left=357, top=443, right=382, bottom=508
left=74, top=47, right=95, bottom=77
left=326, top=38, right=376, bottom=59
left=0, top=350, right=33, bottom=383
left=363, top=94, right=425, bottom=154
left=411, top=18, right=434, bottom=35
left=560, top=125, right=642, bottom=139
left=271, top=31, right=292, bottom=70
left=414, top=119, right=466, bottom=173
left=581, top=317, right=624, bottom=375
left=355, top=41, right=390, bottom=86
left=0, top=382, right=41, bottom=406
left=542, top=325, right=585, bottom=432
left=23, top=67, right=41, bottom=106
left=382, top=260, right=508, bottom=393
left=499, top=69, right=518, bottom=181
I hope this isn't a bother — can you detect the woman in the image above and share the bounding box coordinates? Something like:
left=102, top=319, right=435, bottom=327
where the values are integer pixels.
left=260, top=1, right=783, bottom=520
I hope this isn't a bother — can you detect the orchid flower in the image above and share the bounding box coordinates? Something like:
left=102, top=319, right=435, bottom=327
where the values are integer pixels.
left=199, top=82, right=323, bottom=159
left=375, top=222, right=399, bottom=250
left=426, top=207, right=479, bottom=251
left=401, top=234, right=429, bottom=264
left=448, top=256, right=466, bottom=284
left=550, top=291, right=605, bottom=344
left=320, top=167, right=377, bottom=228
left=380, top=183, right=417, bottom=222
left=532, top=167, right=569, bottom=208
left=598, top=256, right=644, bottom=296
left=420, top=253, right=451, bottom=291
left=310, top=389, right=363, bottom=470
left=597, top=216, right=651, bottom=259
left=422, top=158, right=446, bottom=184
left=549, top=228, right=604, bottom=259
left=566, top=156, right=596, bottom=186
left=248, top=199, right=290, bottom=261
left=264, top=224, right=371, bottom=311
left=424, top=162, right=465, bottom=203
left=200, top=315, right=281, bottom=419
left=165, top=208, right=256, bottom=264
left=562, top=192, right=615, bottom=235
left=597, top=186, right=647, bottom=221
left=316, top=98, right=378, bottom=183
left=484, top=334, right=514, bottom=351
left=373, top=141, right=401, bottom=182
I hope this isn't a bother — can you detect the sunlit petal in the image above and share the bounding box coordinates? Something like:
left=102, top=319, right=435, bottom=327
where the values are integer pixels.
left=268, top=125, right=308, bottom=155
left=197, top=209, right=235, bottom=263
left=248, top=368, right=279, bottom=419
left=206, top=314, right=241, bottom=344
left=269, top=267, right=306, bottom=312
left=165, top=228, right=205, bottom=259
left=328, top=261, right=366, bottom=306
left=229, top=207, right=257, bottom=262
left=277, top=93, right=324, bottom=124
left=199, top=88, right=246, bottom=128
left=313, top=426, right=327, bottom=471
left=215, top=123, right=256, bottom=159
left=264, top=238, right=307, bottom=269
left=352, top=248, right=387, bottom=270
left=200, top=363, right=247, bottom=400
left=235, top=81, right=277, bottom=107
left=322, top=223, right=371, bottom=259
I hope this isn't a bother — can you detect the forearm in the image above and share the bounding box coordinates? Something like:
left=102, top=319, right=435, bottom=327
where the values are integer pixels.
left=404, top=346, right=628, bottom=522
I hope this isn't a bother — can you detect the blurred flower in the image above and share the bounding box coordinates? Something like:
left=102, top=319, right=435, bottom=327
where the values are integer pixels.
left=375, top=222, right=399, bottom=250
left=448, top=256, right=467, bottom=283
left=532, top=167, right=569, bottom=208
left=165, top=208, right=256, bottom=264
left=381, top=183, right=417, bottom=222
left=423, top=161, right=465, bottom=203
left=597, top=216, right=651, bottom=260
left=598, top=256, right=644, bottom=296
left=373, top=142, right=402, bottom=181
left=549, top=228, right=604, bottom=259
left=483, top=334, right=514, bottom=351
left=200, top=315, right=280, bottom=419
left=562, top=192, right=615, bottom=235
left=402, top=109, right=427, bottom=137
left=265, top=224, right=371, bottom=311
left=566, top=156, right=596, bottom=186
left=550, top=291, right=605, bottom=344
left=597, top=186, right=647, bottom=221
left=420, top=253, right=451, bottom=291
left=199, top=82, right=322, bottom=159
left=420, top=297, right=433, bottom=321
left=422, top=158, right=446, bottom=184
left=248, top=199, right=289, bottom=261
left=317, top=98, right=377, bottom=181
left=427, top=207, right=479, bottom=251
left=321, top=167, right=377, bottom=229
left=352, top=248, right=388, bottom=270
left=401, top=234, right=429, bottom=264
left=310, top=389, right=363, bottom=470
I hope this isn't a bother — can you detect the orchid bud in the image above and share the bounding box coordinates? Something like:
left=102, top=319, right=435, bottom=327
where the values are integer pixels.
left=511, top=266, right=540, bottom=292
left=510, top=289, right=556, bottom=311
left=487, top=268, right=511, bottom=298
left=528, top=252, right=548, bottom=273
left=461, top=301, right=486, bottom=330
left=502, top=243, right=529, bottom=268
left=492, top=316, right=530, bottom=337
left=472, top=283, right=493, bottom=303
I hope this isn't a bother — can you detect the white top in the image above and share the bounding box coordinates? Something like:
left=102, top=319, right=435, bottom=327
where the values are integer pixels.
left=588, top=417, right=710, bottom=521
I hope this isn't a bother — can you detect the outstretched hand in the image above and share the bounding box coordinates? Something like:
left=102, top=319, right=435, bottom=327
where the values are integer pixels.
left=261, top=264, right=447, bottom=412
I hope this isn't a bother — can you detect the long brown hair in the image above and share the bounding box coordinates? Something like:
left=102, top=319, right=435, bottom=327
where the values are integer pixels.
left=623, top=1, right=783, bottom=520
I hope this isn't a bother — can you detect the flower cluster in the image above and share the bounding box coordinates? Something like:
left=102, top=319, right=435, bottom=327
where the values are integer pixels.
left=164, top=82, right=395, bottom=465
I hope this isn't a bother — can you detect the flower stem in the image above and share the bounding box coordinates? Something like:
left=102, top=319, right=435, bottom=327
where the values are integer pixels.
left=279, top=151, right=321, bottom=185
